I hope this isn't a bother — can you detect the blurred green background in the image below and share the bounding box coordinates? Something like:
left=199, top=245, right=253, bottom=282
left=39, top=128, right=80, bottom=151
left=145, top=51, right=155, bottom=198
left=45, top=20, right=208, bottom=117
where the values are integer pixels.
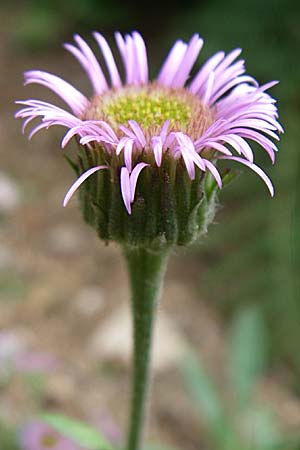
left=1, top=0, right=300, bottom=449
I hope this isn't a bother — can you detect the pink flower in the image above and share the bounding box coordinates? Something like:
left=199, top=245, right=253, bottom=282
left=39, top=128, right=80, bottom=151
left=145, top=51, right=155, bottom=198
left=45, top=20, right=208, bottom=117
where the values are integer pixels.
left=13, top=351, right=57, bottom=374
left=20, top=421, right=80, bottom=450
left=16, top=31, right=282, bottom=215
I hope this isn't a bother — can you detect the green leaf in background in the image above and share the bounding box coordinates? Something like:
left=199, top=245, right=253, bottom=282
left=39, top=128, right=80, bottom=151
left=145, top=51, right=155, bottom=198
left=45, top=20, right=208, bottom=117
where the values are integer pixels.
left=229, top=306, right=268, bottom=407
left=241, top=407, right=281, bottom=450
left=40, top=413, right=115, bottom=450
left=182, top=352, right=226, bottom=429
left=182, top=352, right=238, bottom=449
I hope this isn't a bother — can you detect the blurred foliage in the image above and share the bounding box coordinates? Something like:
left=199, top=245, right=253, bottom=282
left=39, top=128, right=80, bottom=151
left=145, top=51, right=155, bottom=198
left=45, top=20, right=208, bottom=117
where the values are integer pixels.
left=4, top=0, right=130, bottom=49
left=170, top=0, right=300, bottom=90
left=168, top=0, right=300, bottom=373
left=40, top=413, right=115, bottom=450
left=182, top=307, right=300, bottom=450
left=0, top=271, right=28, bottom=300
left=0, top=422, right=19, bottom=450
left=1, top=0, right=200, bottom=50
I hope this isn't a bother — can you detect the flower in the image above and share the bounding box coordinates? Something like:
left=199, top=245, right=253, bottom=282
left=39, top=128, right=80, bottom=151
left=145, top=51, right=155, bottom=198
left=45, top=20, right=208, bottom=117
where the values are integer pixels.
left=14, top=351, right=57, bottom=374
left=20, top=421, right=80, bottom=450
left=16, top=32, right=282, bottom=247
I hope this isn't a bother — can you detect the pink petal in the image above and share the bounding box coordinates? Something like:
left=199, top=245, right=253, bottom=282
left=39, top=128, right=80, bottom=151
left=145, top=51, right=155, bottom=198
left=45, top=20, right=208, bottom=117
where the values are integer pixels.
left=181, top=147, right=195, bottom=179
left=62, top=125, right=84, bottom=148
left=119, top=125, right=136, bottom=140
left=201, top=141, right=233, bottom=156
left=157, top=40, right=188, bottom=86
left=24, top=70, right=89, bottom=116
left=226, top=118, right=278, bottom=132
left=132, top=31, right=148, bottom=84
left=63, top=166, right=108, bottom=207
left=115, top=32, right=131, bottom=84
left=15, top=100, right=82, bottom=143
left=115, top=32, right=126, bottom=59
left=124, top=35, right=135, bottom=84
left=129, top=162, right=149, bottom=202
left=174, top=132, right=206, bottom=175
left=201, top=71, right=215, bottom=105
left=128, top=120, right=146, bottom=147
left=219, top=134, right=254, bottom=162
left=218, top=156, right=274, bottom=196
left=116, top=136, right=128, bottom=155
left=189, top=51, right=225, bottom=94
left=214, top=48, right=242, bottom=75
left=27, top=122, right=50, bottom=139
left=171, top=34, right=204, bottom=88
left=73, top=34, right=108, bottom=94
left=160, top=120, right=170, bottom=141
left=120, top=167, right=131, bottom=214
left=258, top=80, right=279, bottom=92
left=151, top=136, right=163, bottom=166
left=124, top=138, right=134, bottom=171
left=203, top=159, right=222, bottom=188
left=21, top=116, right=36, bottom=133
left=94, top=120, right=119, bottom=142
left=210, top=75, right=258, bottom=105
left=93, top=32, right=122, bottom=88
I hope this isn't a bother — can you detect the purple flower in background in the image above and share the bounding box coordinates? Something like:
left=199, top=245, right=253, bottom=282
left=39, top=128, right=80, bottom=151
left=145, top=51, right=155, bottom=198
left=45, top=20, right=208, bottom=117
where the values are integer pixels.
left=14, top=351, right=57, bottom=374
left=0, top=331, right=57, bottom=376
left=90, top=412, right=122, bottom=446
left=16, top=31, right=282, bottom=214
left=20, top=421, right=80, bottom=450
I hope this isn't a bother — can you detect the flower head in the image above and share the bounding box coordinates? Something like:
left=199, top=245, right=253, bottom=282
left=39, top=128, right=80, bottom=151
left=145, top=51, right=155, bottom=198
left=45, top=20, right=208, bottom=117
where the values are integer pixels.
left=16, top=32, right=282, bottom=248
left=20, top=421, right=80, bottom=450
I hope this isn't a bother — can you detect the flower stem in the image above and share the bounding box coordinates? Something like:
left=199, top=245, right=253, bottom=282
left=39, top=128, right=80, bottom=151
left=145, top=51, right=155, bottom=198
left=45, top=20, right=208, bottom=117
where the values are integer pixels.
left=123, top=246, right=170, bottom=450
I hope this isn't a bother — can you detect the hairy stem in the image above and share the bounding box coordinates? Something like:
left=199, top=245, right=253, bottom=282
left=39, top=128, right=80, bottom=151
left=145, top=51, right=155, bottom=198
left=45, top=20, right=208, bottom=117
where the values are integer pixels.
left=124, top=246, right=169, bottom=450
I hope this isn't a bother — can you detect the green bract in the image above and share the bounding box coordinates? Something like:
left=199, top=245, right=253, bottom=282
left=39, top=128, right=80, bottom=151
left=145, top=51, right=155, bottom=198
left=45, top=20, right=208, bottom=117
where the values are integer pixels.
left=71, top=147, right=220, bottom=250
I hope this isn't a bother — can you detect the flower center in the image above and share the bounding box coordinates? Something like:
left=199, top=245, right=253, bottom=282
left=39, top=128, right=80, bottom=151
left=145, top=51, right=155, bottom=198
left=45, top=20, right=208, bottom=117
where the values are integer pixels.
left=40, top=432, right=58, bottom=447
left=104, top=89, right=191, bottom=129
left=85, top=84, right=214, bottom=138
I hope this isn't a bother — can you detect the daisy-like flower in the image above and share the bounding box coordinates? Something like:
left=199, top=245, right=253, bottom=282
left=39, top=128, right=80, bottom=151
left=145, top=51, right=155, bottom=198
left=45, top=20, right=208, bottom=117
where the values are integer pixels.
left=20, top=421, right=80, bottom=450
left=16, top=31, right=282, bottom=248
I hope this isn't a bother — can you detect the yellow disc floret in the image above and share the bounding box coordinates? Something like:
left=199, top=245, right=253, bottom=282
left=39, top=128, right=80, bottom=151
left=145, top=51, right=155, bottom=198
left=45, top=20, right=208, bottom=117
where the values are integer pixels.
left=103, top=88, right=192, bottom=129
left=85, top=83, right=214, bottom=138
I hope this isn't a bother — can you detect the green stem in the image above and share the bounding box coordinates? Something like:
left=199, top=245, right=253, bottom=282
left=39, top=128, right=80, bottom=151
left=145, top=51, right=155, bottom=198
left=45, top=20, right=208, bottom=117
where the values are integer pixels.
left=124, top=246, right=170, bottom=450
